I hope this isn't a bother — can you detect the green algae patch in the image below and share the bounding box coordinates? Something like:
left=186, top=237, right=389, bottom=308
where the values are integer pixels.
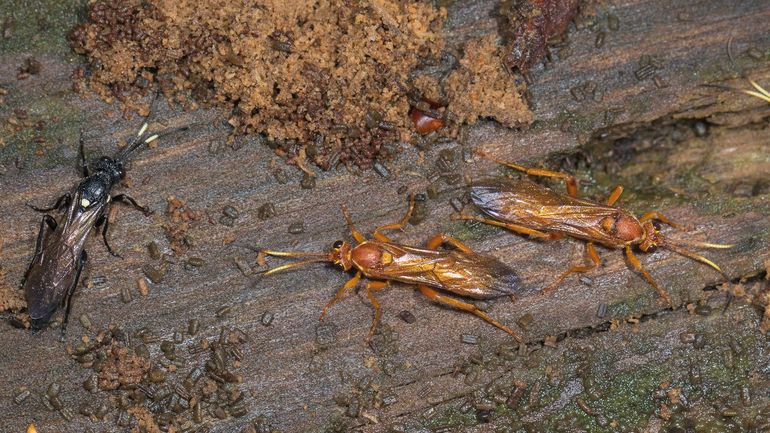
left=0, top=0, right=86, bottom=55
left=450, top=219, right=500, bottom=242
left=0, top=94, right=85, bottom=169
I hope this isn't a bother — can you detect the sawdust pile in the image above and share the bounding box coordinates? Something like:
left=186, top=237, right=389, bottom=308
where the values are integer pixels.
left=98, top=344, right=151, bottom=390
left=70, top=0, right=534, bottom=170
left=445, top=35, right=534, bottom=126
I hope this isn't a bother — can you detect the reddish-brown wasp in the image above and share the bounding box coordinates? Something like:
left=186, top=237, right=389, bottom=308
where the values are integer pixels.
left=453, top=160, right=733, bottom=304
left=259, top=196, right=525, bottom=342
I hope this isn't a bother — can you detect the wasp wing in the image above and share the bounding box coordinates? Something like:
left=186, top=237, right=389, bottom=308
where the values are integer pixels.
left=23, top=192, right=105, bottom=325
left=364, top=242, right=522, bottom=299
left=471, top=179, right=623, bottom=245
left=23, top=234, right=79, bottom=323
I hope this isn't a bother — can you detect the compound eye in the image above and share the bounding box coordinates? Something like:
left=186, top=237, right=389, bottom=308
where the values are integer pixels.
left=332, top=240, right=344, bottom=249
left=652, top=221, right=662, bottom=231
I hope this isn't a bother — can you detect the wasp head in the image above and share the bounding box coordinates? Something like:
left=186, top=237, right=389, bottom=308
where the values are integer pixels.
left=93, top=156, right=126, bottom=184
left=638, top=221, right=662, bottom=252
left=330, top=240, right=353, bottom=271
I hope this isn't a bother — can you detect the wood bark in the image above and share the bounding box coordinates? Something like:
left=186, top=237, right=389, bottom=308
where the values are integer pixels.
left=0, top=0, right=769, bottom=432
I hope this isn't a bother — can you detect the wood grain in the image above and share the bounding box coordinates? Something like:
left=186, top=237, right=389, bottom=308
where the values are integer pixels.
left=0, top=0, right=769, bottom=432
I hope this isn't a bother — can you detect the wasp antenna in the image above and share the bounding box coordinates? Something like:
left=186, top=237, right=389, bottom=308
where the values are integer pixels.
left=137, top=122, right=149, bottom=137
left=664, top=242, right=729, bottom=279
left=749, top=79, right=770, bottom=99
left=741, top=83, right=770, bottom=104
left=261, top=258, right=329, bottom=276
left=261, top=249, right=328, bottom=258
left=702, top=80, right=770, bottom=104
left=688, top=240, right=734, bottom=249
left=117, top=124, right=192, bottom=163
left=667, top=237, right=734, bottom=249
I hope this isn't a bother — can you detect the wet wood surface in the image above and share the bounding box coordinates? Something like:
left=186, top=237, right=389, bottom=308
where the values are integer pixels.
left=1, top=0, right=770, bottom=432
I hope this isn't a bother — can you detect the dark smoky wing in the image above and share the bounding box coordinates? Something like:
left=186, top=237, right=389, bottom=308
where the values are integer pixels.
left=24, top=238, right=78, bottom=321
left=24, top=199, right=99, bottom=322
left=478, top=255, right=523, bottom=296
left=470, top=180, right=518, bottom=219
left=432, top=251, right=523, bottom=299
left=461, top=252, right=522, bottom=298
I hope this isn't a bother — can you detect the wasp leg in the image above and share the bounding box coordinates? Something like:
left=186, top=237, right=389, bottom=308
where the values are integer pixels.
left=320, top=271, right=362, bottom=320
left=364, top=280, right=389, bottom=341
left=28, top=193, right=72, bottom=213
left=112, top=194, right=152, bottom=216
left=41, top=213, right=57, bottom=232
left=495, top=161, right=578, bottom=198
left=21, top=215, right=58, bottom=287
left=425, top=233, right=473, bottom=253
left=95, top=214, right=122, bottom=258
left=451, top=213, right=562, bottom=240
left=417, top=284, right=523, bottom=343
left=372, top=195, right=415, bottom=242
left=606, top=185, right=624, bottom=206
left=625, top=246, right=673, bottom=306
left=638, top=211, right=681, bottom=229
left=78, top=133, right=89, bottom=177
left=341, top=205, right=367, bottom=244
left=542, top=242, right=601, bottom=295
left=61, top=250, right=87, bottom=335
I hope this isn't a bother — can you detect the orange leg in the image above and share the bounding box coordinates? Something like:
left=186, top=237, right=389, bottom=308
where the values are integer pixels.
left=451, top=213, right=562, bottom=240
left=373, top=195, right=415, bottom=242
left=541, top=242, right=601, bottom=295
left=341, top=205, right=367, bottom=244
left=496, top=160, right=578, bottom=198
left=417, top=284, right=523, bottom=343
left=624, top=246, right=673, bottom=306
left=425, top=233, right=473, bottom=253
left=320, top=271, right=361, bottom=320
left=364, top=280, right=389, bottom=341
left=606, top=185, right=624, bottom=206
left=638, top=211, right=680, bottom=229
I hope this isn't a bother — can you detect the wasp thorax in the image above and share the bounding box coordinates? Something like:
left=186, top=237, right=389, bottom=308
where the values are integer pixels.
left=601, top=212, right=643, bottom=242
left=78, top=175, right=111, bottom=206
left=615, top=213, right=644, bottom=242
left=351, top=242, right=383, bottom=269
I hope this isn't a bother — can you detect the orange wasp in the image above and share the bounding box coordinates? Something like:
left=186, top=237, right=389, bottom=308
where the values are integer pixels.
left=259, top=196, right=525, bottom=342
left=453, top=160, right=733, bottom=304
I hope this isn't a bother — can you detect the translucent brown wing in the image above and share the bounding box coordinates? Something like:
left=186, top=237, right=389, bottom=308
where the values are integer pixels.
left=471, top=179, right=624, bottom=246
left=361, top=242, right=522, bottom=299
left=23, top=194, right=104, bottom=324
left=24, top=228, right=79, bottom=323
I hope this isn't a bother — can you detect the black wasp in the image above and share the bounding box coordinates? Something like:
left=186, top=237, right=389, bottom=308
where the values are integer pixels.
left=21, top=104, right=187, bottom=332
